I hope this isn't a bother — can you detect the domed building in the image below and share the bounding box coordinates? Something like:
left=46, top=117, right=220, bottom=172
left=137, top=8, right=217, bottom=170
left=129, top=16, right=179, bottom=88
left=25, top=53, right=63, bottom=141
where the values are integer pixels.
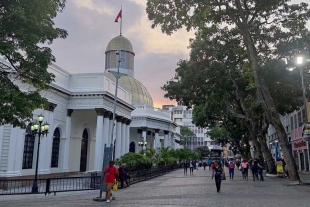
left=0, top=35, right=181, bottom=179
left=104, top=35, right=180, bottom=158
left=104, top=35, right=153, bottom=106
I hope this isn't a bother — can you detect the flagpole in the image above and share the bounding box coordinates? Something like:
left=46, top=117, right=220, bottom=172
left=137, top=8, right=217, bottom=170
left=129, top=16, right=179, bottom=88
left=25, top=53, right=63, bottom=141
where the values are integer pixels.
left=120, top=6, right=122, bottom=35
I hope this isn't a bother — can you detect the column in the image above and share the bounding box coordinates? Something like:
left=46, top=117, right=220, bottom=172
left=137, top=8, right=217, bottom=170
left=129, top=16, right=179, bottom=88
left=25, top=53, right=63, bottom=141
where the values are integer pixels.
left=142, top=127, right=147, bottom=150
left=62, top=109, right=73, bottom=172
left=108, top=114, right=114, bottom=146
left=125, top=120, right=131, bottom=153
left=103, top=111, right=111, bottom=149
left=42, top=103, right=57, bottom=173
left=115, top=116, right=123, bottom=159
left=121, top=119, right=127, bottom=156
left=164, top=131, right=169, bottom=148
left=94, top=108, right=105, bottom=171
left=155, top=129, right=160, bottom=149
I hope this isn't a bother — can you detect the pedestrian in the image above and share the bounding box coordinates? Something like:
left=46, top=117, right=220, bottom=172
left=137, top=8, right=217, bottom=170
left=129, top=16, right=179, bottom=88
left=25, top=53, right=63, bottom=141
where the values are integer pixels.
left=196, top=160, right=199, bottom=170
left=123, top=163, right=130, bottom=187
left=189, top=160, right=194, bottom=174
left=118, top=164, right=125, bottom=188
left=104, top=161, right=118, bottom=203
left=251, top=159, right=259, bottom=181
left=212, top=161, right=223, bottom=193
left=229, top=160, right=235, bottom=179
left=241, top=159, right=249, bottom=180
left=183, top=160, right=189, bottom=175
left=208, top=159, right=212, bottom=170
left=203, top=161, right=207, bottom=170
left=257, top=157, right=265, bottom=181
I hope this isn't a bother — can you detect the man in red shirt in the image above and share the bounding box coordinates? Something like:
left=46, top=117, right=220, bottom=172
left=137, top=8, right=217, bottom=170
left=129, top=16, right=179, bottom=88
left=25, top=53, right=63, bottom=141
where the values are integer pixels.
left=104, top=161, right=118, bottom=203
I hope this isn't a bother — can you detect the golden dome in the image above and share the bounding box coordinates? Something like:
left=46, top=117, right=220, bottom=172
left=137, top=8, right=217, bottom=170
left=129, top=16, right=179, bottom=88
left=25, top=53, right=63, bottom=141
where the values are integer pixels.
left=106, top=35, right=134, bottom=54
left=106, top=73, right=153, bottom=107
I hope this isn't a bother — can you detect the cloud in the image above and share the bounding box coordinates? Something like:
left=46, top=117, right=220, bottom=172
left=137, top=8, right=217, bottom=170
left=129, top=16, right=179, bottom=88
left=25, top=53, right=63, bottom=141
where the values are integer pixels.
left=126, top=1, right=194, bottom=56
left=49, top=0, right=187, bottom=108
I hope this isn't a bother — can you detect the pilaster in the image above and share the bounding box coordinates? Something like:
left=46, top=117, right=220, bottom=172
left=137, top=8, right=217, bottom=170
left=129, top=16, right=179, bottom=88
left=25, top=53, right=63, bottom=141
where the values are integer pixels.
left=142, top=127, right=147, bottom=150
left=121, top=118, right=127, bottom=156
left=63, top=109, right=73, bottom=172
left=125, top=120, right=131, bottom=153
left=154, top=129, right=160, bottom=149
left=94, top=108, right=105, bottom=171
left=115, top=116, right=124, bottom=159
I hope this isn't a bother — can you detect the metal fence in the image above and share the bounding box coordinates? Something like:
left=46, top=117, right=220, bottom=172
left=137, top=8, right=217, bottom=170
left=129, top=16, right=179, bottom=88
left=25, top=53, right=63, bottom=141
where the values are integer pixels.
left=0, top=164, right=180, bottom=195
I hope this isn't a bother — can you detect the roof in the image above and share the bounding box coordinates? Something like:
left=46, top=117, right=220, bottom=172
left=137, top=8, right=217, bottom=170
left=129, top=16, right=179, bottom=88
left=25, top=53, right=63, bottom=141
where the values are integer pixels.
left=106, top=35, right=134, bottom=54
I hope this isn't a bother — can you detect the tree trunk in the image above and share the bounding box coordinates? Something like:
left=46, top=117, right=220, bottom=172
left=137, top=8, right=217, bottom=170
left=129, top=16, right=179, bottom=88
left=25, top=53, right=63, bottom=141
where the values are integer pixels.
left=234, top=7, right=300, bottom=180
left=256, top=130, right=277, bottom=174
left=246, top=123, right=262, bottom=158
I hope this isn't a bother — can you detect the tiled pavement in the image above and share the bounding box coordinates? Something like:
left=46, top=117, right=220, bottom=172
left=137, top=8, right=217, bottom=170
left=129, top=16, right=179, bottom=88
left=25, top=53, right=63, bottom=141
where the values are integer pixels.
left=1, top=167, right=310, bottom=207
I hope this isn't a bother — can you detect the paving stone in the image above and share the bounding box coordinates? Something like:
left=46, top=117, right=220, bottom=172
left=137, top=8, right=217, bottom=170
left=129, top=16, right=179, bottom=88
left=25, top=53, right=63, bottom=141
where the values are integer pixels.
left=1, top=168, right=310, bottom=207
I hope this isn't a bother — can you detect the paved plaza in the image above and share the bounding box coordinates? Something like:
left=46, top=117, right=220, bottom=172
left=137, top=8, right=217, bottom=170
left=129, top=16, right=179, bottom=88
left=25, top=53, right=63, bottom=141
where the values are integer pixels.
left=1, top=168, right=310, bottom=207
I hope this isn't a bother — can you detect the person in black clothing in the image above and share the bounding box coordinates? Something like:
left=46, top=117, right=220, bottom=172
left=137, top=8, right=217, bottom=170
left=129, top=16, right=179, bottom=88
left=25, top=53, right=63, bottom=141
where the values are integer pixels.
left=203, top=161, right=207, bottom=170
left=212, top=161, right=223, bottom=193
left=257, top=157, right=264, bottom=181
left=251, top=159, right=259, bottom=181
left=118, top=165, right=125, bottom=188
left=183, top=160, right=189, bottom=174
left=123, top=163, right=130, bottom=187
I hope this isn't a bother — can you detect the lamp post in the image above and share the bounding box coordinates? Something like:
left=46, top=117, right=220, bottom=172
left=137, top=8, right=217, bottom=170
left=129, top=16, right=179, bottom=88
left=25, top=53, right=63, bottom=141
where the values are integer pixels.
left=29, top=114, right=49, bottom=193
left=138, top=139, right=147, bottom=147
left=98, top=50, right=127, bottom=199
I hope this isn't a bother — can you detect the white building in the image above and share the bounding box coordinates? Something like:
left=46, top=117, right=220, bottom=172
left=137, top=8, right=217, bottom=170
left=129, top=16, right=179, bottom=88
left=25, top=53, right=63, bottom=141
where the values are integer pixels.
left=164, top=105, right=215, bottom=149
left=0, top=35, right=180, bottom=178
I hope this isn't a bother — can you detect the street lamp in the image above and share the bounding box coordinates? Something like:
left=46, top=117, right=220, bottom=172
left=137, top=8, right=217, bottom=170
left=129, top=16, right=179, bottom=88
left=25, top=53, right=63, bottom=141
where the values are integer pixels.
left=138, top=139, right=147, bottom=147
left=28, top=115, right=49, bottom=193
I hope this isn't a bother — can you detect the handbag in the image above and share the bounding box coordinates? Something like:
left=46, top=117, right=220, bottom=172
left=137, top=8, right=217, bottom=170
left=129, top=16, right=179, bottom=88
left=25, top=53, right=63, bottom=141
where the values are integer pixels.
left=221, top=172, right=226, bottom=180
left=113, top=181, right=118, bottom=191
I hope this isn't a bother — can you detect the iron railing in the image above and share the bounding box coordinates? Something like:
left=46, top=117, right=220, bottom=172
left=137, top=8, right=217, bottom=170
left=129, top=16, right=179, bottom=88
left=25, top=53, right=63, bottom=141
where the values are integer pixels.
left=0, top=164, right=180, bottom=195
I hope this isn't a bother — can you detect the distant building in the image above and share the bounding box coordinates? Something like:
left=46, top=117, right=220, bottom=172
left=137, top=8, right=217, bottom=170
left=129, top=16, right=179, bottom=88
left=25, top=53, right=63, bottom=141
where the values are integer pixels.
left=163, top=105, right=218, bottom=150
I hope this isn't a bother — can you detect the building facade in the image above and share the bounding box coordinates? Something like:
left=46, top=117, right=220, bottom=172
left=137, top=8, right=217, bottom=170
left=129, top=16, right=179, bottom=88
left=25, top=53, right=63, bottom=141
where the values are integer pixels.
left=164, top=105, right=215, bottom=149
left=267, top=107, right=310, bottom=172
left=0, top=35, right=180, bottom=178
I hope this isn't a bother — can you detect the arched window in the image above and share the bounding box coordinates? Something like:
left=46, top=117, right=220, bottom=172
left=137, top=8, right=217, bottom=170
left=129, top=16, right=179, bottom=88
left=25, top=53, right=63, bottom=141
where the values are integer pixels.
left=80, top=129, right=89, bottom=172
left=51, top=128, right=61, bottom=168
left=129, top=142, right=135, bottom=153
left=22, top=125, right=35, bottom=169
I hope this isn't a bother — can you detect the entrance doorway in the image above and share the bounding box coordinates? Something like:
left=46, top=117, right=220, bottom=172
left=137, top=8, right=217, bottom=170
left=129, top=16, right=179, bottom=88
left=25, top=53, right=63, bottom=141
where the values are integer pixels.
left=129, top=141, right=135, bottom=153
left=80, top=129, right=89, bottom=172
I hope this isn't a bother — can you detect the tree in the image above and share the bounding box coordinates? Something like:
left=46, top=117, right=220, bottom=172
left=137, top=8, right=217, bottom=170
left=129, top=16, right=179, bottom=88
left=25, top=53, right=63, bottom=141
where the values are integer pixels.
left=180, top=126, right=195, bottom=148
left=0, top=0, right=68, bottom=128
left=146, top=0, right=310, bottom=181
left=194, top=146, right=210, bottom=158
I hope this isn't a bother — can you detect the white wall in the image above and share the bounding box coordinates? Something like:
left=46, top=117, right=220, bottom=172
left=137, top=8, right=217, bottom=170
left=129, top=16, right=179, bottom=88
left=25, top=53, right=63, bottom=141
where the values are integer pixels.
left=69, top=109, right=97, bottom=172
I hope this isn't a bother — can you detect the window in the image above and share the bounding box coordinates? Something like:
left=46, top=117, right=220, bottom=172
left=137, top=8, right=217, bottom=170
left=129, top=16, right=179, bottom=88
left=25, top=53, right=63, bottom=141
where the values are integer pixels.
left=51, top=128, right=61, bottom=168
left=22, top=125, right=35, bottom=169
left=298, top=111, right=302, bottom=127
left=291, top=117, right=294, bottom=131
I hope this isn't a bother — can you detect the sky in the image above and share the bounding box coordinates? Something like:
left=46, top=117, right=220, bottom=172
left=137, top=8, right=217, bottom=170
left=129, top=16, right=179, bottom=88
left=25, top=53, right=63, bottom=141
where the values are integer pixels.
left=50, top=0, right=194, bottom=108
left=49, top=0, right=307, bottom=108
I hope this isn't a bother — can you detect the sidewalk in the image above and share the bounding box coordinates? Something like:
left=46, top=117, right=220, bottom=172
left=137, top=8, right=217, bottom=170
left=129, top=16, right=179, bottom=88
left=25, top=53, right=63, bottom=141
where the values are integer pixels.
left=1, top=166, right=310, bottom=207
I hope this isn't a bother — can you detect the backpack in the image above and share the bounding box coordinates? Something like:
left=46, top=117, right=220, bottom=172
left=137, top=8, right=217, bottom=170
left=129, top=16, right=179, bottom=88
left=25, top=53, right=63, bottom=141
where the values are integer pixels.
left=229, top=163, right=235, bottom=169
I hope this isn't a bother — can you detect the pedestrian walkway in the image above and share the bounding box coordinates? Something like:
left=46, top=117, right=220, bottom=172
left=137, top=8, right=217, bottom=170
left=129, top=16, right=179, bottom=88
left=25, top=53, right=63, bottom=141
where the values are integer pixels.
left=1, top=166, right=310, bottom=207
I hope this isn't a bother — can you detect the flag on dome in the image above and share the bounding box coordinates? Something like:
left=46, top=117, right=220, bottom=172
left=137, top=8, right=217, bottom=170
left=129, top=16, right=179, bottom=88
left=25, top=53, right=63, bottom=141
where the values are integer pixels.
left=115, top=9, right=122, bottom=23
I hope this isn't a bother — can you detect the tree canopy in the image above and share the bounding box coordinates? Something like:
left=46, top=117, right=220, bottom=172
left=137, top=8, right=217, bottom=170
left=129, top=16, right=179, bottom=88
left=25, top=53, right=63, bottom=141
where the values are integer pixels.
left=147, top=0, right=310, bottom=181
left=0, top=0, right=67, bottom=127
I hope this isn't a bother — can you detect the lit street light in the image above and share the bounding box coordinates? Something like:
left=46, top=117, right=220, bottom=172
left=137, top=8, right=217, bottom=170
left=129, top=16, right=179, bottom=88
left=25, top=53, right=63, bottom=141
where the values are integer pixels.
left=28, top=114, right=50, bottom=193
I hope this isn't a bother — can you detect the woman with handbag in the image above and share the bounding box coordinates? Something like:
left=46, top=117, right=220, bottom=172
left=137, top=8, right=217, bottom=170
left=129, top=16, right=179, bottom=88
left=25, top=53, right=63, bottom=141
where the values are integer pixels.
left=212, top=161, right=224, bottom=193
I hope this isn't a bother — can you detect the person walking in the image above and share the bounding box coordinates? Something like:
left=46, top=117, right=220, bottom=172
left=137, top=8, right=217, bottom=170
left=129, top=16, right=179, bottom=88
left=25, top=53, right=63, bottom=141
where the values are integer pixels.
left=203, top=160, right=207, bottom=170
left=208, top=159, right=212, bottom=170
left=212, top=161, right=223, bottom=193
left=229, top=160, right=235, bottom=179
left=189, top=160, right=194, bottom=174
left=123, top=163, right=130, bottom=187
left=183, top=160, right=189, bottom=175
left=257, top=157, right=265, bottom=181
left=241, top=160, right=249, bottom=180
left=251, top=159, right=259, bottom=181
left=118, top=164, right=125, bottom=188
left=104, top=161, right=118, bottom=203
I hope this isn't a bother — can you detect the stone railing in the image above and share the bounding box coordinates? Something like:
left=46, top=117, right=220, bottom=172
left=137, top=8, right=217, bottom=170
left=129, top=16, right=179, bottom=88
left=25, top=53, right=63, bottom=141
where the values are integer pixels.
left=133, top=104, right=171, bottom=120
